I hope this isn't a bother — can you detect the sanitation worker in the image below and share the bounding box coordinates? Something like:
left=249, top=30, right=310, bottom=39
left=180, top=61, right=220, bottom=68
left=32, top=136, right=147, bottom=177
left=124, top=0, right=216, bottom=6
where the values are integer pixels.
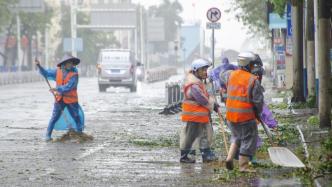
left=35, top=54, right=83, bottom=141
left=180, top=58, right=220, bottom=163
left=208, top=57, right=238, bottom=103
left=223, top=52, right=264, bottom=172
left=220, top=54, right=278, bottom=165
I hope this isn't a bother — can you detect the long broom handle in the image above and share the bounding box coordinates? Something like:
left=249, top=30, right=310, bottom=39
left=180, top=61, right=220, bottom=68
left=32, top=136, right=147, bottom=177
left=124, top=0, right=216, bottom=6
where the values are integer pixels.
left=208, top=79, right=230, bottom=154
left=217, top=109, right=229, bottom=154
left=258, top=117, right=274, bottom=145
left=36, top=64, right=56, bottom=97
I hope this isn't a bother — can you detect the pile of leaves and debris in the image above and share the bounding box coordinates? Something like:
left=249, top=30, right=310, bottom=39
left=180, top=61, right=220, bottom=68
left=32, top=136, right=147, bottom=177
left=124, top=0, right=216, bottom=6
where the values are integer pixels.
left=128, top=134, right=179, bottom=148
left=53, top=130, right=94, bottom=143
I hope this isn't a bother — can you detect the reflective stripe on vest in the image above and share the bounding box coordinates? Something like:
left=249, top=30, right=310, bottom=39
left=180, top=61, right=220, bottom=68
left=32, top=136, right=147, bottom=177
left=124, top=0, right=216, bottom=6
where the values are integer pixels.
left=181, top=81, right=210, bottom=123
left=226, top=69, right=257, bottom=123
left=226, top=107, right=255, bottom=113
left=227, top=95, right=251, bottom=102
left=55, top=68, right=78, bottom=104
left=181, top=111, right=210, bottom=116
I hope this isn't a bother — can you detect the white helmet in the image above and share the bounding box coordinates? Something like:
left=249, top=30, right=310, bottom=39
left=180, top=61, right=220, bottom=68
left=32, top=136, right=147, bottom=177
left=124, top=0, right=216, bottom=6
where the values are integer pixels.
left=237, top=52, right=256, bottom=67
left=191, top=58, right=210, bottom=71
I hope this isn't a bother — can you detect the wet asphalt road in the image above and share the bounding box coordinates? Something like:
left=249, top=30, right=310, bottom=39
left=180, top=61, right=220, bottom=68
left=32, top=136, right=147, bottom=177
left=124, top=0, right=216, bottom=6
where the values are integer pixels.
left=0, top=76, right=223, bottom=187
left=0, top=76, right=308, bottom=187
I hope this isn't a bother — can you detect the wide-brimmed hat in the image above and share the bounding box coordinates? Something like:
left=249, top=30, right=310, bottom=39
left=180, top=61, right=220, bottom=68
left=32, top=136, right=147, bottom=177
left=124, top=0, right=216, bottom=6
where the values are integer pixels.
left=57, top=54, right=80, bottom=67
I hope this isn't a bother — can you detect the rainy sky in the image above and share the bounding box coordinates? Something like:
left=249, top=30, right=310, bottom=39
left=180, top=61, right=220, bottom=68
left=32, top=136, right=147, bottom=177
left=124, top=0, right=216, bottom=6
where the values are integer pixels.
left=132, top=0, right=251, bottom=51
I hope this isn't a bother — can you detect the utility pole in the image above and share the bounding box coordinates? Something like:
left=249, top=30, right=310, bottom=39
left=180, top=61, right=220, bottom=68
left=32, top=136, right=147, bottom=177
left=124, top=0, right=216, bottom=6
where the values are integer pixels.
left=140, top=5, right=144, bottom=68
left=306, top=0, right=315, bottom=97
left=291, top=0, right=305, bottom=102
left=16, top=7, right=22, bottom=71
left=317, top=0, right=331, bottom=128
left=134, top=28, right=138, bottom=60
left=71, top=0, right=77, bottom=57
left=314, top=0, right=319, bottom=98
left=211, top=28, right=215, bottom=68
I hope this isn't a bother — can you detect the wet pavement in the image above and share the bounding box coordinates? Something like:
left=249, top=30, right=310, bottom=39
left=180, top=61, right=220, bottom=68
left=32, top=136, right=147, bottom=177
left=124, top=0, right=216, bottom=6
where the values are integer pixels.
left=0, top=75, right=311, bottom=186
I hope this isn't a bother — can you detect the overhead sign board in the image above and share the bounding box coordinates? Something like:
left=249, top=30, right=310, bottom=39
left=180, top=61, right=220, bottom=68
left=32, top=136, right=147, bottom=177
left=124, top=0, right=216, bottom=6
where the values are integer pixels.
left=206, top=22, right=221, bottom=29
left=90, top=4, right=137, bottom=28
left=206, top=7, right=221, bottom=22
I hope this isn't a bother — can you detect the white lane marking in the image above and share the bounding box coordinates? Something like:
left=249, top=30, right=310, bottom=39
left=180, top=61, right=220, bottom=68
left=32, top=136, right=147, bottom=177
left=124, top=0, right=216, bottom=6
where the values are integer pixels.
left=78, top=142, right=110, bottom=160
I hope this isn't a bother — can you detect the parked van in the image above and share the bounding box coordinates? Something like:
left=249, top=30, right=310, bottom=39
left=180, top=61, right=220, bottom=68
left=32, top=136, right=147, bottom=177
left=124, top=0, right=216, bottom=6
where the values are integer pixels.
left=97, top=49, right=137, bottom=92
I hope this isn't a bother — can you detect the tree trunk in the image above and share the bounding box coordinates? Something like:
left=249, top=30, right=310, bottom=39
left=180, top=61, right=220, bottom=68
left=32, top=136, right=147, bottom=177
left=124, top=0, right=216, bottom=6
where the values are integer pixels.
left=318, top=0, right=331, bottom=128
left=306, top=0, right=315, bottom=97
left=291, top=1, right=305, bottom=102
left=3, top=24, right=14, bottom=69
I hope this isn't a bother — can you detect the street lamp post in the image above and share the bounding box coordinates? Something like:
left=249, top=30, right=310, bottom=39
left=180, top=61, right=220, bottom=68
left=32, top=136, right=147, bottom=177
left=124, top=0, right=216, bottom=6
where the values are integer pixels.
left=182, top=48, right=186, bottom=73
left=71, top=0, right=77, bottom=57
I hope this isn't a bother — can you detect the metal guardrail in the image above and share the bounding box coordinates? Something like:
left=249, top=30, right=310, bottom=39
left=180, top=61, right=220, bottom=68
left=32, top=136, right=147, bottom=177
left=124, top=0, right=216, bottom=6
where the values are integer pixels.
left=159, top=81, right=183, bottom=115
left=0, top=71, right=43, bottom=86
left=146, top=67, right=177, bottom=83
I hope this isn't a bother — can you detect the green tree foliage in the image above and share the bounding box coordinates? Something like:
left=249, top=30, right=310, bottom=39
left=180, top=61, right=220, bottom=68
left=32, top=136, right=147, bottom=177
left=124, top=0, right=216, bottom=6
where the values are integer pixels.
left=270, top=0, right=287, bottom=17
left=0, top=0, right=17, bottom=32
left=228, top=0, right=291, bottom=36
left=148, top=0, right=183, bottom=42
left=18, top=4, right=54, bottom=70
left=19, top=6, right=53, bottom=35
left=55, top=5, right=119, bottom=68
left=227, top=0, right=269, bottom=37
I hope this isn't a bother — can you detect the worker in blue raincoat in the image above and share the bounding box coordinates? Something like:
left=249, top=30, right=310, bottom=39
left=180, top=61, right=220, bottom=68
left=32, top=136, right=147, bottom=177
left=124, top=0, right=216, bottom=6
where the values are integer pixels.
left=35, top=54, right=83, bottom=141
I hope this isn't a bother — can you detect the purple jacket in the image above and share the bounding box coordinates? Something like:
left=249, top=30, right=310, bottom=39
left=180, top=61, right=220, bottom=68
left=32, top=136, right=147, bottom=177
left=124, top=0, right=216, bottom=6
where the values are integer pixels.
left=209, top=58, right=238, bottom=90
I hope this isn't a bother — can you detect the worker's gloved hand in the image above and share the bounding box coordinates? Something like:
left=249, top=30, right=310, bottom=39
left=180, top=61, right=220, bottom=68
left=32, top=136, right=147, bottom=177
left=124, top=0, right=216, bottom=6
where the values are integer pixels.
left=50, top=88, right=59, bottom=96
left=213, top=103, right=220, bottom=113
left=34, top=58, right=40, bottom=66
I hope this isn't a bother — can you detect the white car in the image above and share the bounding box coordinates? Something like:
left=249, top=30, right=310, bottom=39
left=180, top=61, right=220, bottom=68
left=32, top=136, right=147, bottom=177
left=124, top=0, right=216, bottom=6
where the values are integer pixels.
left=97, top=49, right=138, bottom=92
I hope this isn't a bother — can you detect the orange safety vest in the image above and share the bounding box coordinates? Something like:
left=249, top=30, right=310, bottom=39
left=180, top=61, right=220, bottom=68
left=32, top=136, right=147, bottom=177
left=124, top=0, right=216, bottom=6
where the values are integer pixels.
left=181, top=82, right=210, bottom=123
left=55, top=68, right=78, bottom=104
left=226, top=69, right=258, bottom=123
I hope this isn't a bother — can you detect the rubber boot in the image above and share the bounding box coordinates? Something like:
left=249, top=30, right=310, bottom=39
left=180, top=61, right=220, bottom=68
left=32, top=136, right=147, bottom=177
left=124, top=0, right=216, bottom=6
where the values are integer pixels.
left=45, top=132, right=52, bottom=142
left=239, top=155, right=256, bottom=173
left=180, top=150, right=196, bottom=163
left=188, top=150, right=196, bottom=156
left=201, top=149, right=218, bottom=163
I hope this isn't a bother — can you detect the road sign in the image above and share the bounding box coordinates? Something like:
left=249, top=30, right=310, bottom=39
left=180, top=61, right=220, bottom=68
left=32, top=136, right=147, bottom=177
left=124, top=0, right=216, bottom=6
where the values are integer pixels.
left=206, top=7, right=221, bottom=22
left=206, top=22, right=221, bottom=29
